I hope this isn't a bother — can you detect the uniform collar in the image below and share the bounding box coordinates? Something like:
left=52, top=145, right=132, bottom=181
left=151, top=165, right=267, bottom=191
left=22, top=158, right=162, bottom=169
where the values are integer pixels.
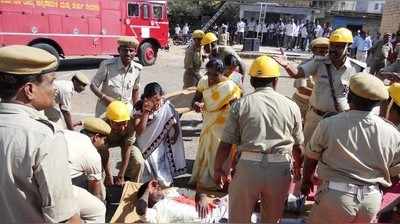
left=255, top=87, right=274, bottom=92
left=0, top=103, right=47, bottom=120
left=117, top=57, right=132, bottom=72
left=325, top=57, right=352, bottom=69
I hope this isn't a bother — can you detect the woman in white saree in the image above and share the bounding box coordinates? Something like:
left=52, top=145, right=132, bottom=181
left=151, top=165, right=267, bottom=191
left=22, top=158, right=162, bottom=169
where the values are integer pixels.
left=133, top=83, right=186, bottom=187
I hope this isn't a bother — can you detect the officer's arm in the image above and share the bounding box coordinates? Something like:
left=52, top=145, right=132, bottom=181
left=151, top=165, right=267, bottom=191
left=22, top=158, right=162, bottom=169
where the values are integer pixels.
left=132, top=74, right=141, bottom=106
left=100, top=147, right=112, bottom=180
left=273, top=53, right=306, bottom=79
left=61, top=110, right=74, bottom=130
left=118, top=143, right=131, bottom=179
left=91, top=62, right=115, bottom=105
left=88, top=180, right=103, bottom=200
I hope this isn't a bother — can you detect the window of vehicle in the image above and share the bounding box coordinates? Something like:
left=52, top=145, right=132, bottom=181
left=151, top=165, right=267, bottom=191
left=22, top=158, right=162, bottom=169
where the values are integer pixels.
left=153, top=4, right=163, bottom=19
left=128, top=3, right=139, bottom=17
left=143, top=4, right=149, bottom=19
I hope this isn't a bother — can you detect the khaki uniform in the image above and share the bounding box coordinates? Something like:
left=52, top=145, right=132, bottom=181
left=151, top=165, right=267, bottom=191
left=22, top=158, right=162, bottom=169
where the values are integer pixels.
left=369, top=40, right=392, bottom=74
left=299, top=57, right=363, bottom=144
left=183, top=44, right=203, bottom=89
left=0, top=103, right=77, bottom=222
left=222, top=87, right=304, bottom=223
left=292, top=77, right=314, bottom=121
left=305, top=111, right=400, bottom=224
left=218, top=32, right=230, bottom=46
left=107, top=120, right=144, bottom=182
left=92, top=57, right=141, bottom=117
left=44, top=80, right=74, bottom=128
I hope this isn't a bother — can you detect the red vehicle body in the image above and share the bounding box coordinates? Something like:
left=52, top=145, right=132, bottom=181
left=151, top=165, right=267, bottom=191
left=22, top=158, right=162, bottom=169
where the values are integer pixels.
left=0, top=0, right=169, bottom=65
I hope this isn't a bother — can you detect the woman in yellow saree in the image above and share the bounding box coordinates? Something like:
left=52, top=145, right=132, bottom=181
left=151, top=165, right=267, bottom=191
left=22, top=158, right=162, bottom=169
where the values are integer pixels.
left=189, top=59, right=241, bottom=190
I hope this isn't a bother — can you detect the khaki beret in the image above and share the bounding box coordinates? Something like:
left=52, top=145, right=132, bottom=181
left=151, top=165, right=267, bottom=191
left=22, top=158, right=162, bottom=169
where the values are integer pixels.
left=83, top=117, right=111, bottom=135
left=73, top=71, right=89, bottom=85
left=0, top=45, right=58, bottom=75
left=310, top=37, right=329, bottom=48
left=349, top=73, right=389, bottom=101
left=117, top=36, right=139, bottom=48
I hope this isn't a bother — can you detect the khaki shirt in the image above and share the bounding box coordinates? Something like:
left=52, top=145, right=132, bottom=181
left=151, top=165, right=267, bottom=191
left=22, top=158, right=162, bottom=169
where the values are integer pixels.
left=300, top=57, right=362, bottom=112
left=222, top=87, right=304, bottom=155
left=107, top=119, right=136, bottom=148
left=44, top=80, right=74, bottom=122
left=184, top=44, right=202, bottom=71
left=92, top=57, right=142, bottom=116
left=306, top=110, right=400, bottom=187
left=0, top=103, right=77, bottom=222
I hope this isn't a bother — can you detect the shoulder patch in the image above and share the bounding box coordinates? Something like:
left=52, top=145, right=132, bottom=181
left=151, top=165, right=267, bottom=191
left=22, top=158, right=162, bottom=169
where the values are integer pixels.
left=132, top=61, right=143, bottom=71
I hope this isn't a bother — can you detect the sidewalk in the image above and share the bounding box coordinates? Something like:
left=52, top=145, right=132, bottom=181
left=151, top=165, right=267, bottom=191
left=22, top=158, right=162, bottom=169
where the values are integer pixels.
left=233, top=44, right=312, bottom=61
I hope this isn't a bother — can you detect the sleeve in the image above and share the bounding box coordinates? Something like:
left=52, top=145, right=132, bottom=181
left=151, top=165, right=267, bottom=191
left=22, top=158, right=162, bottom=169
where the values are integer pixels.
left=134, top=72, right=141, bottom=90
left=34, top=133, right=78, bottom=222
left=304, top=120, right=328, bottom=160
left=83, top=145, right=103, bottom=181
left=91, top=61, right=107, bottom=88
left=291, top=103, right=304, bottom=145
left=184, top=48, right=195, bottom=69
left=196, top=76, right=207, bottom=93
left=298, top=59, right=318, bottom=78
left=124, top=119, right=136, bottom=146
left=221, top=101, right=241, bottom=144
left=293, top=78, right=307, bottom=88
left=58, top=90, right=72, bottom=112
left=389, top=141, right=400, bottom=177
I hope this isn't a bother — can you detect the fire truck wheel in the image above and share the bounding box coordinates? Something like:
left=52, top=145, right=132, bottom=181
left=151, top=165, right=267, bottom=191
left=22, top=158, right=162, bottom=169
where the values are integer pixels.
left=31, top=43, right=60, bottom=63
left=139, top=42, right=157, bottom=66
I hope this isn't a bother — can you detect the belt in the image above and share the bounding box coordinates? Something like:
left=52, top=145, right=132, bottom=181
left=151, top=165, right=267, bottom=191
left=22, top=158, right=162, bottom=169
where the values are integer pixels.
left=311, top=106, right=327, bottom=117
left=328, top=181, right=380, bottom=195
left=240, top=151, right=291, bottom=163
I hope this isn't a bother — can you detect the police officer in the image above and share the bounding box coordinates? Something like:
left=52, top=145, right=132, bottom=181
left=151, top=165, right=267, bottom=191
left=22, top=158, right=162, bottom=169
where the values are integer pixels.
left=102, top=101, right=144, bottom=186
left=183, top=30, right=204, bottom=89
left=0, top=45, right=79, bottom=223
left=45, top=71, right=89, bottom=129
left=214, top=56, right=304, bottom=223
left=91, top=36, right=142, bottom=117
left=301, top=73, right=400, bottom=224
left=201, top=32, right=246, bottom=75
left=292, top=37, right=329, bottom=120
left=274, top=27, right=365, bottom=144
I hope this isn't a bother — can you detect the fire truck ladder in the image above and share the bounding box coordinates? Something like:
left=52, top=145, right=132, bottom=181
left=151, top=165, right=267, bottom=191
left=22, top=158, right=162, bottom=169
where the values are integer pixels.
left=257, top=2, right=269, bottom=41
left=202, top=2, right=231, bottom=32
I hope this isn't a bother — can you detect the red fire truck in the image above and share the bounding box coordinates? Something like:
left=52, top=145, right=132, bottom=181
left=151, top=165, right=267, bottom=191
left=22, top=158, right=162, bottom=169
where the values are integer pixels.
left=0, top=0, right=169, bottom=65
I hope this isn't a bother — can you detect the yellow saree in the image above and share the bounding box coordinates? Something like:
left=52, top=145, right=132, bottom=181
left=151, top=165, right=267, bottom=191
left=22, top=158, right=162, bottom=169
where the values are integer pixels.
left=189, top=76, right=241, bottom=190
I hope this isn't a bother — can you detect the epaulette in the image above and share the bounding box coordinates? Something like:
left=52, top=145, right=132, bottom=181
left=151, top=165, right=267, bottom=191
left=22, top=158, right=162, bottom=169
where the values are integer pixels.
left=348, top=58, right=367, bottom=72
left=132, top=61, right=143, bottom=71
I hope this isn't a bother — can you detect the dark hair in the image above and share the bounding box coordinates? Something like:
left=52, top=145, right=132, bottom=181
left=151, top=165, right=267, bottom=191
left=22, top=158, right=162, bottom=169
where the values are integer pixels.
left=206, top=59, right=225, bottom=74
left=348, top=90, right=380, bottom=111
left=224, top=55, right=238, bottom=67
left=0, top=72, right=43, bottom=101
left=250, top=77, right=275, bottom=88
left=137, top=181, right=151, bottom=199
left=141, top=82, right=164, bottom=100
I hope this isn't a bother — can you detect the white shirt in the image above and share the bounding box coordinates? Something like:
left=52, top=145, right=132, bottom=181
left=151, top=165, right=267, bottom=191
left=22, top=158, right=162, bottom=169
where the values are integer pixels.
left=357, top=37, right=373, bottom=52
left=237, top=21, right=245, bottom=33
left=174, top=27, right=181, bottom=35
left=64, top=130, right=102, bottom=181
left=255, top=24, right=261, bottom=33
left=248, top=21, right=256, bottom=32
left=315, top=25, right=324, bottom=37
left=301, top=26, right=308, bottom=38
left=285, top=23, right=295, bottom=37
left=262, top=24, right=268, bottom=33
left=182, top=25, right=189, bottom=35
left=293, top=24, right=300, bottom=37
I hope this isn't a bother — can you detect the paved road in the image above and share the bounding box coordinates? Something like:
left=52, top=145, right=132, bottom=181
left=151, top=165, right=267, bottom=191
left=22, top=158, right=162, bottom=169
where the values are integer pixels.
left=56, top=45, right=297, bottom=176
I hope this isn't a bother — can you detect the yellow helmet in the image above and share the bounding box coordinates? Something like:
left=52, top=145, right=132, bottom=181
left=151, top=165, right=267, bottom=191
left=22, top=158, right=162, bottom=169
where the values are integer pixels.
left=389, top=83, right=400, bottom=107
left=329, top=28, right=353, bottom=43
left=192, top=30, right=205, bottom=39
left=249, top=55, right=280, bottom=78
left=106, top=101, right=130, bottom=122
left=201, top=32, right=218, bottom=46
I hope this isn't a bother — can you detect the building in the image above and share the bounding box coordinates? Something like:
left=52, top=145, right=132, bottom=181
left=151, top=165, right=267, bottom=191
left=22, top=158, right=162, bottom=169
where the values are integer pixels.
left=380, top=0, right=400, bottom=34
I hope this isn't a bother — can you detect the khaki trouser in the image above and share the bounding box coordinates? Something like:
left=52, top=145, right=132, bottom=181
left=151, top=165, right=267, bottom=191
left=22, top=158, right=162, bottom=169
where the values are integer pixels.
left=118, top=146, right=145, bottom=182
left=303, top=108, right=323, bottom=145
left=73, top=186, right=106, bottom=223
left=308, top=182, right=382, bottom=224
left=183, top=69, right=202, bottom=89
left=229, top=159, right=291, bottom=223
